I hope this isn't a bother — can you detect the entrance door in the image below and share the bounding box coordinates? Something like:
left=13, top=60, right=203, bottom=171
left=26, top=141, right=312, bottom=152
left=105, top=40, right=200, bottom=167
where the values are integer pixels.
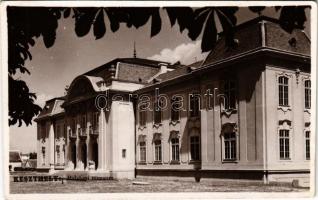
left=82, top=143, right=87, bottom=169
left=71, top=143, right=77, bottom=169
left=92, top=142, right=98, bottom=170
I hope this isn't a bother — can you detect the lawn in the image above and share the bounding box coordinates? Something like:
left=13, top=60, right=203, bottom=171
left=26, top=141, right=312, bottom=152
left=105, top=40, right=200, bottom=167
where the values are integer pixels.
left=10, top=176, right=309, bottom=193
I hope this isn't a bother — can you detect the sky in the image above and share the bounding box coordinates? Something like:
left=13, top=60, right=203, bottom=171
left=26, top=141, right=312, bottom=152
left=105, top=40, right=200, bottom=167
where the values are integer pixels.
left=9, top=7, right=311, bottom=153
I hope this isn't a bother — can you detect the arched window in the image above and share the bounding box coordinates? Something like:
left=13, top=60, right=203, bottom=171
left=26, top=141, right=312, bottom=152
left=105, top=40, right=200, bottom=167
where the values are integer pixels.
left=221, top=123, right=238, bottom=161
left=278, top=76, right=289, bottom=106
left=305, top=80, right=311, bottom=109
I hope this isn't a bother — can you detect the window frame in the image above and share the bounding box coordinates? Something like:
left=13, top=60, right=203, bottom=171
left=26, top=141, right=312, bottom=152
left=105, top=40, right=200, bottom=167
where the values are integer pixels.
left=154, top=139, right=162, bottom=162
left=139, top=141, right=147, bottom=163
left=278, top=76, right=289, bottom=107
left=189, top=93, right=200, bottom=118
left=223, top=80, right=237, bottom=110
left=170, top=137, right=180, bottom=163
left=305, top=80, right=311, bottom=109
left=154, top=99, right=163, bottom=125
left=305, top=131, right=310, bottom=160
left=190, top=135, right=200, bottom=161
left=223, top=132, right=237, bottom=161
left=279, top=129, right=290, bottom=160
left=171, top=96, right=182, bottom=122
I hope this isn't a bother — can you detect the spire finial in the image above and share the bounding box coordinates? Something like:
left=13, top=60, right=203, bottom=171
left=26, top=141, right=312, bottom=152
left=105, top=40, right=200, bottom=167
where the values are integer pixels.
left=133, top=41, right=137, bottom=58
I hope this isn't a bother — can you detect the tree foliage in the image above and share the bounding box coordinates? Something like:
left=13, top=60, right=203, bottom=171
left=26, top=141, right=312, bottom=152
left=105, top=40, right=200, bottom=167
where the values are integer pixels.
left=7, top=6, right=310, bottom=127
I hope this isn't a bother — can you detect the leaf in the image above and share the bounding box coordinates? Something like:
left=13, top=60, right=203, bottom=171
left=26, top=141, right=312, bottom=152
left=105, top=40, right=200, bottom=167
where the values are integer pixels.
left=249, top=6, right=265, bottom=15
left=74, top=8, right=98, bottom=37
left=151, top=10, right=161, bottom=37
left=64, top=8, right=71, bottom=18
left=188, top=8, right=210, bottom=40
left=165, top=7, right=194, bottom=32
left=201, top=11, right=217, bottom=52
left=105, top=8, right=120, bottom=32
left=93, top=9, right=106, bottom=39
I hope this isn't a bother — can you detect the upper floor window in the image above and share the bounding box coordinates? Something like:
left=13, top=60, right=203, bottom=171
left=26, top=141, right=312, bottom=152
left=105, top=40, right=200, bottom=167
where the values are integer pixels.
left=189, top=93, right=200, bottom=117
left=279, top=129, right=290, bottom=160
left=305, top=131, right=310, bottom=160
left=81, top=115, right=87, bottom=129
left=139, top=110, right=146, bottom=126
left=154, top=140, right=162, bottom=162
left=154, top=100, right=163, bottom=124
left=71, top=118, right=76, bottom=132
left=171, top=96, right=181, bottom=121
left=92, top=112, right=99, bottom=129
left=139, top=141, right=146, bottom=162
left=278, top=76, right=289, bottom=106
left=224, top=80, right=236, bottom=110
left=305, top=80, right=311, bottom=109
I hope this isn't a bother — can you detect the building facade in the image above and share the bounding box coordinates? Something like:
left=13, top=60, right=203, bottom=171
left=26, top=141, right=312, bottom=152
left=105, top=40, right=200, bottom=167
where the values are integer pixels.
left=35, top=17, right=311, bottom=183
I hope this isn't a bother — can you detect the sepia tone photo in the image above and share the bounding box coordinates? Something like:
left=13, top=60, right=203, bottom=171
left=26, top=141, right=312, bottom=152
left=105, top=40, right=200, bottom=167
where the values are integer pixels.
left=2, top=1, right=316, bottom=199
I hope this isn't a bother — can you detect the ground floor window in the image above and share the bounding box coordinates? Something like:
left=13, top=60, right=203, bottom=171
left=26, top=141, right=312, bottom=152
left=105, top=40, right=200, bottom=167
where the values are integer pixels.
left=190, top=136, right=200, bottom=161
left=305, top=131, right=310, bottom=160
left=171, top=138, right=180, bottom=162
left=42, top=146, right=45, bottom=166
left=154, top=140, right=162, bottom=162
left=224, top=132, right=237, bottom=160
left=139, top=142, right=146, bottom=162
left=279, top=130, right=290, bottom=159
left=56, top=145, right=60, bottom=165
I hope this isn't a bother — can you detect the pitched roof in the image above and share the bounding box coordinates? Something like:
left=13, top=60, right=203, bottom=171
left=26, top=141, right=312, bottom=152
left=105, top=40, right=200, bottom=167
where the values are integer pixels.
left=156, top=60, right=203, bottom=82
left=202, top=16, right=310, bottom=66
left=84, top=57, right=173, bottom=77
left=36, top=97, right=65, bottom=121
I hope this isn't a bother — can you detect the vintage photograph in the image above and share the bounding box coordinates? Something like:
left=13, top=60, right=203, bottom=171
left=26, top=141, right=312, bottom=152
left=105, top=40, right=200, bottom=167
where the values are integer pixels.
left=3, top=1, right=315, bottom=198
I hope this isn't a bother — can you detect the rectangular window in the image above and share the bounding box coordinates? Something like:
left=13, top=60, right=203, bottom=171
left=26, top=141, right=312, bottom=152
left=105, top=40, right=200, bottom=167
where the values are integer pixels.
left=42, top=147, right=46, bottom=166
left=122, top=149, right=126, bottom=158
left=154, top=100, right=162, bottom=124
left=154, top=140, right=162, bottom=162
left=190, top=136, right=200, bottom=161
left=278, top=76, right=289, bottom=106
left=139, top=110, right=146, bottom=126
left=92, top=112, right=99, bottom=129
left=224, top=80, right=236, bottom=109
left=305, top=131, right=310, bottom=160
left=305, top=80, right=311, bottom=109
left=279, top=130, right=290, bottom=159
left=139, top=142, right=146, bottom=162
left=56, top=145, right=60, bottom=165
left=190, top=94, right=200, bottom=117
left=81, top=115, right=86, bottom=129
left=171, top=97, right=181, bottom=121
left=224, top=132, right=237, bottom=160
left=171, top=138, right=180, bottom=161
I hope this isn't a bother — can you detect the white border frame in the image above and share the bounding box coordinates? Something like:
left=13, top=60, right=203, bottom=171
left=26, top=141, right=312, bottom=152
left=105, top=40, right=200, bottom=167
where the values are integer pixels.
left=1, top=1, right=317, bottom=199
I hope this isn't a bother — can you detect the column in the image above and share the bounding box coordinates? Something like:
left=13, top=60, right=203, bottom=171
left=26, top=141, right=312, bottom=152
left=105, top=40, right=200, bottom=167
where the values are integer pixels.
left=48, top=122, right=55, bottom=172
left=98, top=109, right=106, bottom=171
